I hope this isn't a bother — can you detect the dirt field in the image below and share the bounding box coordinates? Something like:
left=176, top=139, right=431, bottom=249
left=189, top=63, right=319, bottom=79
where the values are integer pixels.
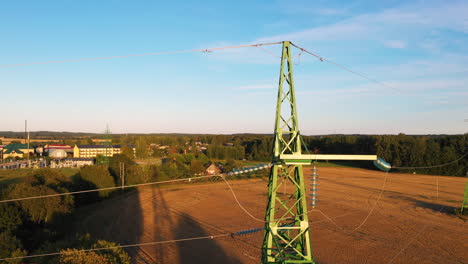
left=75, top=167, right=468, bottom=264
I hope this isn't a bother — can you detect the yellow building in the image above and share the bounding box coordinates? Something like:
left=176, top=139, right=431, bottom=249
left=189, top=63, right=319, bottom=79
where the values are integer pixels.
left=2, top=143, right=35, bottom=159
left=73, top=145, right=136, bottom=158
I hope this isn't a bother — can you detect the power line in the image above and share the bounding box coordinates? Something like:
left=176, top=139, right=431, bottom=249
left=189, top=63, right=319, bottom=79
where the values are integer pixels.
left=391, top=151, right=468, bottom=169
left=354, top=171, right=389, bottom=231
left=221, top=174, right=352, bottom=227
left=0, top=163, right=272, bottom=204
left=0, top=234, right=231, bottom=262
left=289, top=42, right=405, bottom=94
left=0, top=42, right=282, bottom=68
left=0, top=174, right=223, bottom=204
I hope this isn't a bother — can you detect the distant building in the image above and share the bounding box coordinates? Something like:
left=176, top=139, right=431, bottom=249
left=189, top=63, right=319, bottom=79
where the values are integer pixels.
left=50, top=158, right=94, bottom=168
left=44, top=144, right=73, bottom=158
left=45, top=144, right=73, bottom=151
left=205, top=163, right=222, bottom=175
left=49, top=149, right=68, bottom=159
left=2, top=143, right=34, bottom=159
left=73, top=144, right=136, bottom=158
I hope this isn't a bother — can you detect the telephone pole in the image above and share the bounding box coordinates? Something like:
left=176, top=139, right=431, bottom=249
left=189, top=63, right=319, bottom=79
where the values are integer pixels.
left=120, top=162, right=125, bottom=191
left=25, top=120, right=30, bottom=163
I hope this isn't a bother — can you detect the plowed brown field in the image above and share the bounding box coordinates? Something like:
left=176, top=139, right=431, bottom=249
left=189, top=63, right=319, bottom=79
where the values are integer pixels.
left=75, top=167, right=468, bottom=264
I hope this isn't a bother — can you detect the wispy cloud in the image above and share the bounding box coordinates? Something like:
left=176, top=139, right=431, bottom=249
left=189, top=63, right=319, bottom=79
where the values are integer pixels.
left=384, top=40, right=407, bottom=49
left=255, top=1, right=468, bottom=49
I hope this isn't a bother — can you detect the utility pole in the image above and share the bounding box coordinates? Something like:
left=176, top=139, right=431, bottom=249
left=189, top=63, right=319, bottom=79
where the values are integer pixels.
left=25, top=120, right=30, bottom=164
left=120, top=162, right=125, bottom=191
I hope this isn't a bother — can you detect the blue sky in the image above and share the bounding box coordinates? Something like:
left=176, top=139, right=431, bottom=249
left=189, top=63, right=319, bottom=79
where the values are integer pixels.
left=1, top=0, right=467, bottom=134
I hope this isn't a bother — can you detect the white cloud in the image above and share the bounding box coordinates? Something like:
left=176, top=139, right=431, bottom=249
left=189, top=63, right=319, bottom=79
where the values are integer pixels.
left=254, top=1, right=468, bottom=46
left=384, top=40, right=407, bottom=49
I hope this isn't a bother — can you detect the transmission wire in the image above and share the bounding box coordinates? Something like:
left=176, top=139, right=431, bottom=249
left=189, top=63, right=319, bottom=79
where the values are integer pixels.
left=0, top=234, right=230, bottom=262
left=0, top=42, right=282, bottom=68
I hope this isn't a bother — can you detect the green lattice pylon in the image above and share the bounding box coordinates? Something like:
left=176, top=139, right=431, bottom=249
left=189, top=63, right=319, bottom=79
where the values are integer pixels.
left=461, top=180, right=468, bottom=214
left=261, top=41, right=314, bottom=264
left=101, top=124, right=112, bottom=164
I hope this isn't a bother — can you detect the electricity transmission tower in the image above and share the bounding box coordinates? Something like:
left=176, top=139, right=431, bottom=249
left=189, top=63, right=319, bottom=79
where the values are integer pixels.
left=261, top=41, right=386, bottom=263
left=262, top=41, right=314, bottom=264
left=101, top=124, right=112, bottom=164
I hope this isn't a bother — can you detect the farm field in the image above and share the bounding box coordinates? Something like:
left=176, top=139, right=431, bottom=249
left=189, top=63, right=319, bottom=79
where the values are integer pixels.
left=74, top=167, right=468, bottom=264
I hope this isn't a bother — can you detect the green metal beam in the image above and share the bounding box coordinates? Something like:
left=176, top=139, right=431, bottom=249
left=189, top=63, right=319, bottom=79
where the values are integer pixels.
left=462, top=180, right=468, bottom=214
left=262, top=41, right=314, bottom=264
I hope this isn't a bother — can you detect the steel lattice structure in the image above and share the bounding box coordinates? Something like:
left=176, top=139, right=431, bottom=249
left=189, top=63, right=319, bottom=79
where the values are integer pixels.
left=462, top=180, right=468, bottom=214
left=261, top=41, right=315, bottom=264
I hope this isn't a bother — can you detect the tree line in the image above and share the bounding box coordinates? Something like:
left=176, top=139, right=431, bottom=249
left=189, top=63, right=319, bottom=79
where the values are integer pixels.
left=118, top=133, right=466, bottom=176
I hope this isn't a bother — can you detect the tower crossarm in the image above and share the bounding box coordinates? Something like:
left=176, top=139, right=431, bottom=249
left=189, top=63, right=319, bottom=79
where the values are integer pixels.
left=279, top=154, right=378, bottom=165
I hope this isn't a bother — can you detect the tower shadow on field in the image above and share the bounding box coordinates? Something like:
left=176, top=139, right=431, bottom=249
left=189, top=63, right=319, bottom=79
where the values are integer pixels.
left=175, top=212, right=240, bottom=264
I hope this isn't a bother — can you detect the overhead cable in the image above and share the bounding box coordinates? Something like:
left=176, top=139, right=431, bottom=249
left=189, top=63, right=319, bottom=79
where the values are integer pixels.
left=0, top=234, right=230, bottom=261
left=392, top=151, right=468, bottom=169
left=0, top=42, right=282, bottom=68
left=289, top=42, right=405, bottom=94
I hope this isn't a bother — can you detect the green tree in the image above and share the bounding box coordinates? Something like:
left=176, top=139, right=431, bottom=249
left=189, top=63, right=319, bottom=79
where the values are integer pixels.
left=59, top=249, right=111, bottom=264
left=0, top=232, right=26, bottom=264
left=0, top=204, right=23, bottom=233
left=91, top=240, right=131, bottom=264
left=125, top=165, right=149, bottom=185
left=25, top=168, right=73, bottom=193
left=108, top=154, right=136, bottom=185
left=190, top=160, right=204, bottom=174
left=120, top=145, right=135, bottom=159
left=196, top=153, right=209, bottom=164
left=40, top=235, right=131, bottom=264
left=135, top=138, right=149, bottom=158
left=7, top=183, right=73, bottom=223
left=78, top=166, right=115, bottom=198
